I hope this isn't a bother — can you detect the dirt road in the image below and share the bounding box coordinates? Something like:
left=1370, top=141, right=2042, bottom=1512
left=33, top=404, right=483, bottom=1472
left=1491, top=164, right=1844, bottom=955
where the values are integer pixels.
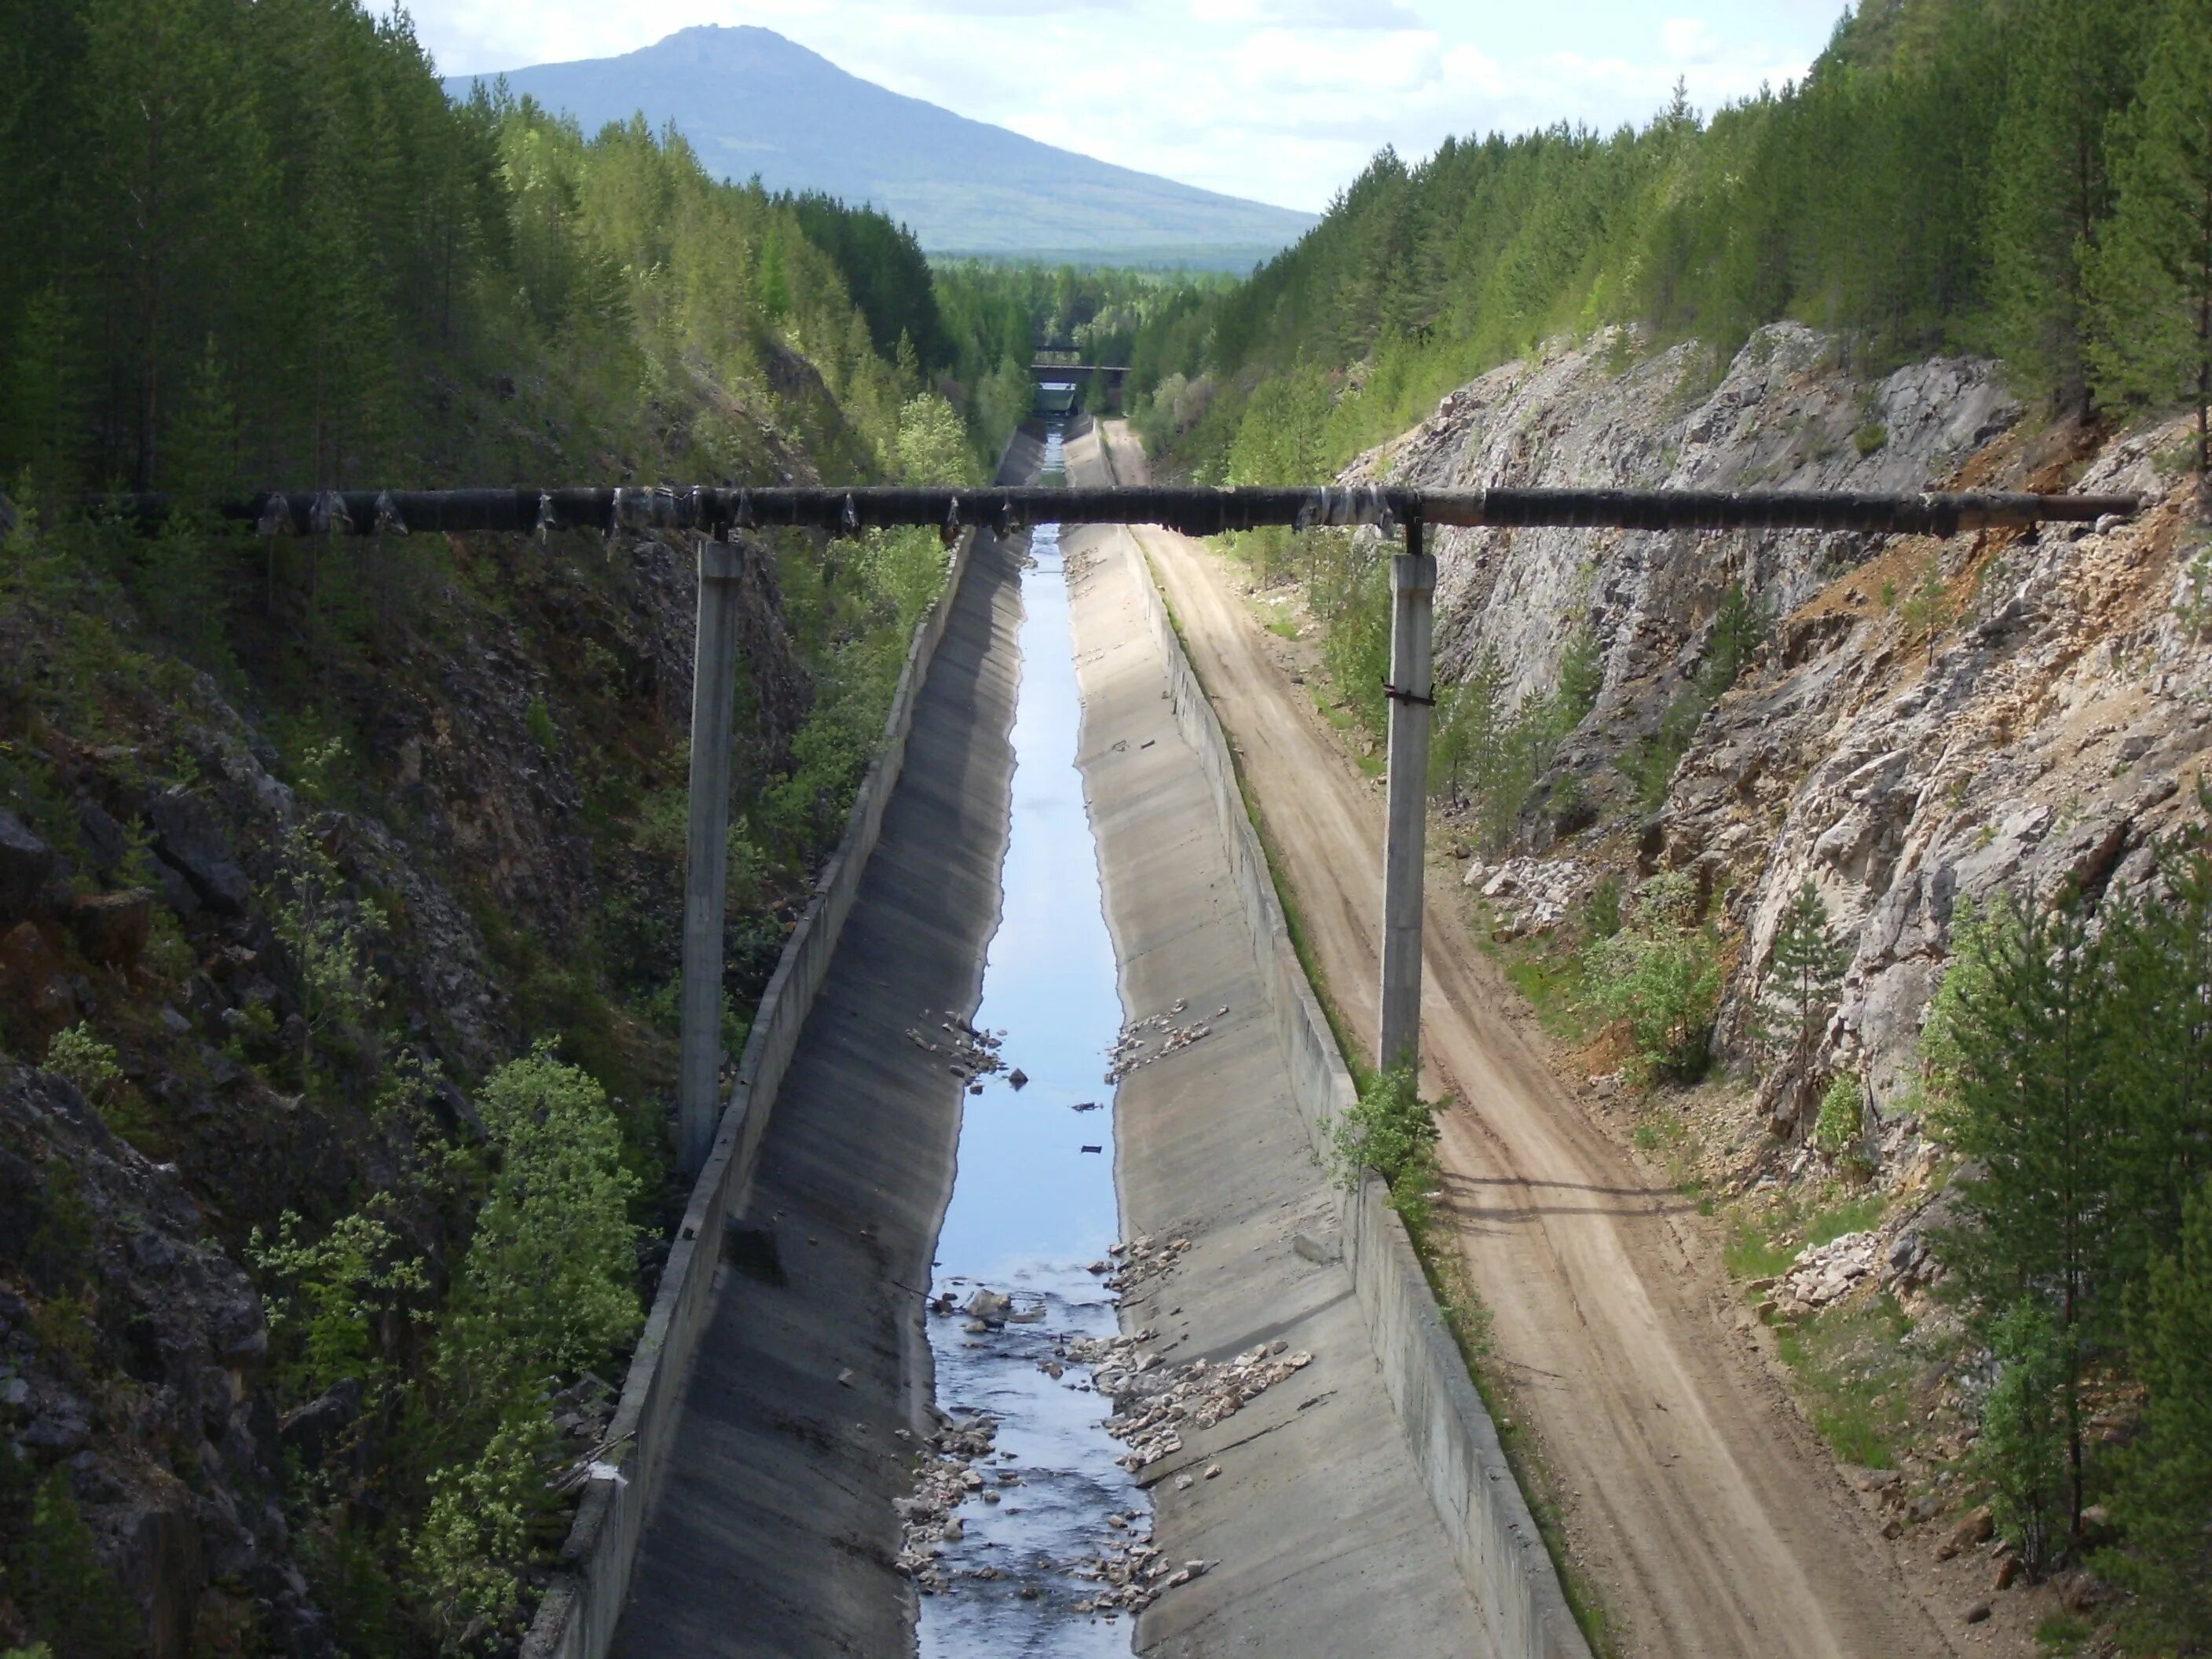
left=1089, top=422, right=1953, bottom=1659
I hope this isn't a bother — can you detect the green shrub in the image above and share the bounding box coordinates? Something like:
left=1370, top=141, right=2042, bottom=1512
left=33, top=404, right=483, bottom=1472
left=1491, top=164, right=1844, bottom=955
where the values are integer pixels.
left=0, top=1462, right=137, bottom=1659
left=436, top=1048, right=642, bottom=1399
left=1813, top=1074, right=1864, bottom=1161
left=267, top=820, right=387, bottom=1077
left=1584, top=877, right=1622, bottom=940
left=1899, top=555, right=1950, bottom=640
left=2098, top=1178, right=2212, bottom=1650
left=407, top=1412, right=555, bottom=1650
left=42, top=1024, right=120, bottom=1098
left=1328, top=1066, right=1441, bottom=1226
left=525, top=696, right=558, bottom=755
left=1974, top=1300, right=2071, bottom=1577
left=251, top=1202, right=429, bottom=1408
left=1583, top=875, right=1719, bottom=1082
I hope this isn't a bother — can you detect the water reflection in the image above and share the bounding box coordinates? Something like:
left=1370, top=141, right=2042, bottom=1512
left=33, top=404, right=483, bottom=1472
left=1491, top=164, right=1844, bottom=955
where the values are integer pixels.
left=917, top=425, right=1144, bottom=1657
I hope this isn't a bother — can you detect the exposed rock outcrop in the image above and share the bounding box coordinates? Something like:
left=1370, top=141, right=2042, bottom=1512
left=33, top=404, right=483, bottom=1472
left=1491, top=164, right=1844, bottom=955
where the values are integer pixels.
left=1361, top=322, right=2207, bottom=1153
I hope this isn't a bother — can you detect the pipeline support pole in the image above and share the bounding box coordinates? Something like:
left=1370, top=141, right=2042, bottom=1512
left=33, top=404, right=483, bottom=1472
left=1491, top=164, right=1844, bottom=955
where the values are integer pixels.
left=1379, top=518, right=1436, bottom=1075
left=679, top=538, right=745, bottom=1175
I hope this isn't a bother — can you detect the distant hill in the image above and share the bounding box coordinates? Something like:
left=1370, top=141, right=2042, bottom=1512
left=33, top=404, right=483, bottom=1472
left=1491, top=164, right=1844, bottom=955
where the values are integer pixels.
left=447, top=26, right=1316, bottom=262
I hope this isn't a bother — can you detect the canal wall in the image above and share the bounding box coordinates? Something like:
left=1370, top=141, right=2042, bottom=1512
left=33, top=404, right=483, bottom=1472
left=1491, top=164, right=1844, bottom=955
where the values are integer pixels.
left=524, top=434, right=1039, bottom=1659
left=1093, top=451, right=1591, bottom=1658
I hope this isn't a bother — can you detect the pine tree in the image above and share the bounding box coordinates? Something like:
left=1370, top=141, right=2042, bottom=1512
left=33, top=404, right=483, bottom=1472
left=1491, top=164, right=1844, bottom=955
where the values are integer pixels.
left=1756, top=881, right=1850, bottom=1102
left=1983, top=0, right=2148, bottom=416
left=1939, top=893, right=2118, bottom=1548
left=2100, top=842, right=2212, bottom=1287
left=2086, top=0, right=2212, bottom=496
left=1974, top=1300, right=2073, bottom=1577
left=2098, top=1176, right=2212, bottom=1648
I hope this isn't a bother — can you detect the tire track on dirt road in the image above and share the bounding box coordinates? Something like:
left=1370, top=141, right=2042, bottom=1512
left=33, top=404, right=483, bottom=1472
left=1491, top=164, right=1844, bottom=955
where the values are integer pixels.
left=1086, top=420, right=1954, bottom=1659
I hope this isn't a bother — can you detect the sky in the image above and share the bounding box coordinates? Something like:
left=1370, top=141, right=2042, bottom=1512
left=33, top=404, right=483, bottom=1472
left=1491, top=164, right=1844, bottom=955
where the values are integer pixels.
left=403, top=1, right=1855, bottom=214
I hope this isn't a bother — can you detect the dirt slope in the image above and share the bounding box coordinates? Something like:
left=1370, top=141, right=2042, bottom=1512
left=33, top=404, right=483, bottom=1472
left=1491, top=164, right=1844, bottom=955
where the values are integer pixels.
left=1090, top=422, right=1960, bottom=1659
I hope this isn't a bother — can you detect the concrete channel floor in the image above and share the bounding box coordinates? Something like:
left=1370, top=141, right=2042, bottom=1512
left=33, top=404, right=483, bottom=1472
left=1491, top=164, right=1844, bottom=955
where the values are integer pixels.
left=1064, top=496, right=1492, bottom=1651
left=611, top=521, right=1026, bottom=1659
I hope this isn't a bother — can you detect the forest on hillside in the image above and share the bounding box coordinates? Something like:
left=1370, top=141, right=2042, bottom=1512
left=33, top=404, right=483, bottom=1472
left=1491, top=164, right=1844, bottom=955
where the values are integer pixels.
left=1127, top=0, right=2212, bottom=494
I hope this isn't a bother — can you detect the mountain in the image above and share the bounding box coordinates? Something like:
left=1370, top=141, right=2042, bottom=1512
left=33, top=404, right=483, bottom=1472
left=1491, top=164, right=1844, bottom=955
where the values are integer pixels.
left=447, top=26, right=1317, bottom=263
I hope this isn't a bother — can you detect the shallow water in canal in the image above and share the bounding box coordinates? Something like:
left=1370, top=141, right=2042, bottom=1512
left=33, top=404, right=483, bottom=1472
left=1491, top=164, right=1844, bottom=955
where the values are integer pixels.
left=917, top=427, right=1146, bottom=1658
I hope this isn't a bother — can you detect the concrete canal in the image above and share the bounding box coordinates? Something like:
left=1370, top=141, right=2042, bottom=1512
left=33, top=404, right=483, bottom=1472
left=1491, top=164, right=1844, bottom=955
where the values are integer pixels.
left=913, top=429, right=1152, bottom=1654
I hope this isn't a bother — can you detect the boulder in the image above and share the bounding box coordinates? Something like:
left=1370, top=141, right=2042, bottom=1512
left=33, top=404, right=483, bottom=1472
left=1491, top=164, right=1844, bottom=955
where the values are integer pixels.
left=71, top=890, right=155, bottom=967
left=146, top=792, right=251, bottom=916
left=0, top=808, right=57, bottom=919
left=0, top=919, right=79, bottom=1036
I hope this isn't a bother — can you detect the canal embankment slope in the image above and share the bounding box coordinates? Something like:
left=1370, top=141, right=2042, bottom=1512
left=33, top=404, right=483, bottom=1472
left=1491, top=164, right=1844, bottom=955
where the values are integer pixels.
left=1063, top=425, right=1500, bottom=1659
left=606, top=496, right=1031, bottom=1656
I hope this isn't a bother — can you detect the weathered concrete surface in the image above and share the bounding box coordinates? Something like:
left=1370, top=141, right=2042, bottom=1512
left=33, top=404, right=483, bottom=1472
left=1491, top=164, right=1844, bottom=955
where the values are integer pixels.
left=609, top=518, right=1026, bottom=1658
left=1064, top=436, right=1492, bottom=1654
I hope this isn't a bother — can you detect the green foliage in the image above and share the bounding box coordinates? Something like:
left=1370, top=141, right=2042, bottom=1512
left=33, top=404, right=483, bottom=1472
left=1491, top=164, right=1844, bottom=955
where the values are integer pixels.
left=1813, top=1072, right=1864, bottom=1163
left=892, top=393, right=977, bottom=486
left=2098, top=1177, right=2212, bottom=1650
left=436, top=1048, right=640, bottom=1400
left=2086, top=0, right=2212, bottom=482
left=0, top=1459, right=137, bottom=1659
left=41, top=1024, right=120, bottom=1099
left=1430, top=636, right=1593, bottom=851
left=525, top=696, right=557, bottom=755
left=1583, top=873, right=1719, bottom=1083
left=407, top=1412, right=555, bottom=1652
left=1984, top=0, right=2150, bottom=417
left=1899, top=555, right=1950, bottom=641
left=1938, top=892, right=2111, bottom=1542
left=1757, top=881, right=1849, bottom=1087
left=1973, top=1300, right=2072, bottom=1577
left=1584, top=877, right=1622, bottom=941
left=266, top=817, right=387, bottom=1079
left=1328, top=1066, right=1441, bottom=1226
left=251, top=1201, right=429, bottom=1407
left=393, top=1048, right=639, bottom=1641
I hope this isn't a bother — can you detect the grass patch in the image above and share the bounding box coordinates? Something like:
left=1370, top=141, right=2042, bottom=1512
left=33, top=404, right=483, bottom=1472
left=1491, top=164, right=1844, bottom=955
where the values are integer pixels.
left=1723, top=1187, right=1892, bottom=1285
left=1725, top=1214, right=1801, bottom=1280
left=2034, top=1614, right=2092, bottom=1652
left=1497, top=935, right=1598, bottom=1046
left=1772, top=1295, right=1917, bottom=1471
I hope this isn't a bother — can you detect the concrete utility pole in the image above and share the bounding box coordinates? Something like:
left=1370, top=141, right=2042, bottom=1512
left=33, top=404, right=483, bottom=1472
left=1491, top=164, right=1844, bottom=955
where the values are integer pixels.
left=679, top=538, right=745, bottom=1174
left=1378, top=520, right=1436, bottom=1075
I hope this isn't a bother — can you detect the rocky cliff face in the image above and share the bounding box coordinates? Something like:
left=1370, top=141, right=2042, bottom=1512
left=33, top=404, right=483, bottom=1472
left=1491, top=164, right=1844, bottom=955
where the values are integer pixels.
left=1354, top=322, right=2205, bottom=1148
left=0, top=521, right=814, bottom=1651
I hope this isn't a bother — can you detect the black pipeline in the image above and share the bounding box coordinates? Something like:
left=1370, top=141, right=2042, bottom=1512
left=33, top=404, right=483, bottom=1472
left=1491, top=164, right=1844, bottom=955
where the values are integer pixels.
left=90, top=482, right=2140, bottom=541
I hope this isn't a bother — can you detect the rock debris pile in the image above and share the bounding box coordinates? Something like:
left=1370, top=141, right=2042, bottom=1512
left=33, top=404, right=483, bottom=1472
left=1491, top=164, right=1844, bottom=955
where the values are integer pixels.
left=1462, top=855, right=1593, bottom=937
left=893, top=1411, right=1004, bottom=1594
left=1064, top=1330, right=1313, bottom=1474
left=1067, top=1520, right=1212, bottom=1617
left=904, top=1008, right=1010, bottom=1087
left=1085, top=1232, right=1191, bottom=1294
left=1104, top=998, right=1221, bottom=1084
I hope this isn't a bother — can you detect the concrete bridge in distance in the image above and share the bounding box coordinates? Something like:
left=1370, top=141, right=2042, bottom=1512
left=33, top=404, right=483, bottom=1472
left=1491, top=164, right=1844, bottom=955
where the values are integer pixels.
left=1031, top=357, right=1130, bottom=414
